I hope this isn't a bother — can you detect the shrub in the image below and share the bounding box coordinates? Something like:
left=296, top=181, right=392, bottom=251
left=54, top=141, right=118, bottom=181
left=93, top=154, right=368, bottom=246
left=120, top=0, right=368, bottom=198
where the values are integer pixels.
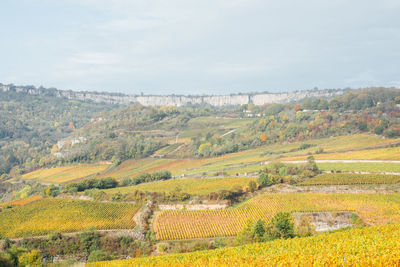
left=18, top=250, right=41, bottom=266
left=258, top=173, right=273, bottom=187
left=264, top=212, right=295, bottom=240
left=87, top=249, right=113, bottom=262
left=248, top=181, right=257, bottom=192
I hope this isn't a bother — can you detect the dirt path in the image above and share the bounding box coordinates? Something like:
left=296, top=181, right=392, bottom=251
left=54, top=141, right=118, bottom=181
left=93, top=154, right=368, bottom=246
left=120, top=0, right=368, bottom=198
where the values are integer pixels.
left=221, top=129, right=237, bottom=137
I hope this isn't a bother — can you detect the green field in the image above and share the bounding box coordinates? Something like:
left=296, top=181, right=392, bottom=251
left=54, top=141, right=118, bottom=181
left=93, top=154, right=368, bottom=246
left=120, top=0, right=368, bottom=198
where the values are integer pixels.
left=0, top=198, right=140, bottom=238
left=299, top=173, right=400, bottom=186
left=21, top=164, right=110, bottom=183
left=104, top=177, right=257, bottom=195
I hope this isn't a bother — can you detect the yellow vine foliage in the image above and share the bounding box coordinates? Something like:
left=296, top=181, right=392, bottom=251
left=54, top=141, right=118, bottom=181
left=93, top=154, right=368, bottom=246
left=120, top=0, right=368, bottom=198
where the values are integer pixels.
left=104, top=177, right=257, bottom=195
left=22, top=164, right=110, bottom=183
left=154, top=193, right=400, bottom=240
left=0, top=198, right=140, bottom=238
left=0, top=195, right=43, bottom=207
left=87, top=224, right=400, bottom=266
left=299, top=173, right=400, bottom=186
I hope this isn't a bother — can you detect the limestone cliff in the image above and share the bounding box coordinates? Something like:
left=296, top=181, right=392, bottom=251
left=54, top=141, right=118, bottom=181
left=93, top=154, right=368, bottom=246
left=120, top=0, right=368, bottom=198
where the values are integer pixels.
left=0, top=83, right=345, bottom=106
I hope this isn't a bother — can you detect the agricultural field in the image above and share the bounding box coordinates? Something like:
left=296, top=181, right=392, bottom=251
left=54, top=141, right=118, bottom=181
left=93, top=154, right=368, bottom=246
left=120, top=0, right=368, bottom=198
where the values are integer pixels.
left=21, top=164, right=110, bottom=184
left=104, top=177, right=257, bottom=195
left=87, top=223, right=400, bottom=266
left=95, top=134, right=400, bottom=179
left=317, top=162, right=400, bottom=173
left=0, top=195, right=43, bottom=208
left=282, top=146, right=400, bottom=161
left=299, top=173, right=400, bottom=186
left=154, top=193, right=400, bottom=240
left=0, top=198, right=140, bottom=238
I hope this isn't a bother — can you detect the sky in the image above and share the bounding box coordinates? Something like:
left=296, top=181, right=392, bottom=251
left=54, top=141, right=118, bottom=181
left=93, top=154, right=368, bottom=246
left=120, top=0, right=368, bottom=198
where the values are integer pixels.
left=1, top=0, right=400, bottom=95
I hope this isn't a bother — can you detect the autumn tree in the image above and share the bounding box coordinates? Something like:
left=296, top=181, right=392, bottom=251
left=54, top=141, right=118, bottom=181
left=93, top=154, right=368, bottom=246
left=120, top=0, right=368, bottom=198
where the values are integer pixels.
left=260, top=133, right=267, bottom=142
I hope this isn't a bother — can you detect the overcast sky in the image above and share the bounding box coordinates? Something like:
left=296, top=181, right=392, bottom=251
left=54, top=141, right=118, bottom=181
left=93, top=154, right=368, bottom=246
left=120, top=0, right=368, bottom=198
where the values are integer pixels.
left=1, top=0, right=400, bottom=95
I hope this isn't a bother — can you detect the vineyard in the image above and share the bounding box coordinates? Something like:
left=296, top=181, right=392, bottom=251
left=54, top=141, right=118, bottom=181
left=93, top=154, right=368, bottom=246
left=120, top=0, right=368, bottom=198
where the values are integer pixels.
left=282, top=146, right=400, bottom=161
left=0, top=198, right=140, bottom=238
left=21, top=164, right=110, bottom=183
left=93, top=134, right=398, bottom=179
left=87, top=223, right=400, bottom=266
left=154, top=193, right=400, bottom=240
left=0, top=195, right=43, bottom=207
left=299, top=173, right=400, bottom=186
left=317, top=162, right=400, bottom=173
left=104, top=177, right=257, bottom=195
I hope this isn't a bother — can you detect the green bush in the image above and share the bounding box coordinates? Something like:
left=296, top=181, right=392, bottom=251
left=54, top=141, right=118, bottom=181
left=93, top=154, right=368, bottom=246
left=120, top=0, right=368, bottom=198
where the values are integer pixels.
left=87, top=250, right=113, bottom=262
left=264, top=212, right=295, bottom=240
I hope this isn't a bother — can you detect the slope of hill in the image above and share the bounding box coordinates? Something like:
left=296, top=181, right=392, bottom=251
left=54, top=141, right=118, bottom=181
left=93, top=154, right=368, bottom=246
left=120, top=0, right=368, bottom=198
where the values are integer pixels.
left=87, top=224, right=400, bottom=266
left=0, top=89, right=116, bottom=176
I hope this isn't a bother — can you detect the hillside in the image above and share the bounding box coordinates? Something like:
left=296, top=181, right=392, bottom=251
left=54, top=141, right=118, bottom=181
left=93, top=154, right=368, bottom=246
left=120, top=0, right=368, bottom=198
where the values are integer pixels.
left=0, top=89, right=116, bottom=176
left=87, top=223, right=400, bottom=266
left=1, top=86, right=400, bottom=266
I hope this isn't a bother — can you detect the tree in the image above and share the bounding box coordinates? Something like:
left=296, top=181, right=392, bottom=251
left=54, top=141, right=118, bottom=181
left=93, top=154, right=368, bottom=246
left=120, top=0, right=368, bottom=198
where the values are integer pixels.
left=252, top=220, right=265, bottom=241
left=198, top=143, right=212, bottom=157
left=293, top=104, right=301, bottom=111
left=260, top=133, right=267, bottom=143
left=248, top=181, right=257, bottom=192
left=258, top=172, right=273, bottom=187
left=265, top=212, right=295, bottom=240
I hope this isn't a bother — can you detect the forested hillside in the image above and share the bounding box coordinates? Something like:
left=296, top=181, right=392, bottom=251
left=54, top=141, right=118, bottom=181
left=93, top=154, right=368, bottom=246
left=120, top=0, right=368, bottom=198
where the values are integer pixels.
left=1, top=87, right=400, bottom=178
left=0, top=90, right=116, bottom=176
left=54, top=88, right=400, bottom=165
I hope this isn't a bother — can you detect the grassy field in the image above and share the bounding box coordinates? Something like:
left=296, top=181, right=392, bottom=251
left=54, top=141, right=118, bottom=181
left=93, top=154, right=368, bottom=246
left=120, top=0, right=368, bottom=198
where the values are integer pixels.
left=87, top=223, right=400, bottom=266
left=299, top=173, right=400, bottom=186
left=104, top=177, right=257, bottom=195
left=21, top=164, right=110, bottom=183
left=0, top=198, right=140, bottom=238
left=154, top=193, right=400, bottom=240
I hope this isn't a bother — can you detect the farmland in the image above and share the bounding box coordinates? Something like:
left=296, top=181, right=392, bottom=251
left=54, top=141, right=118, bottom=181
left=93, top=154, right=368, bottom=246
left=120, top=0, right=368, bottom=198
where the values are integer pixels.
left=299, top=173, right=400, bottom=186
left=154, top=193, right=400, bottom=240
left=317, top=162, right=400, bottom=173
left=21, top=164, right=110, bottom=183
left=104, top=177, right=257, bottom=195
left=87, top=223, right=400, bottom=266
left=92, top=134, right=400, bottom=180
left=0, top=198, right=140, bottom=238
left=0, top=195, right=43, bottom=208
left=15, top=134, right=387, bottom=185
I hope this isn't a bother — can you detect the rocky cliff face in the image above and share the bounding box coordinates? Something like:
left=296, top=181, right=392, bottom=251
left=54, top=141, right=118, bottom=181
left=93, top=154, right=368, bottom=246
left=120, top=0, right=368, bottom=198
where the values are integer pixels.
left=0, top=83, right=345, bottom=106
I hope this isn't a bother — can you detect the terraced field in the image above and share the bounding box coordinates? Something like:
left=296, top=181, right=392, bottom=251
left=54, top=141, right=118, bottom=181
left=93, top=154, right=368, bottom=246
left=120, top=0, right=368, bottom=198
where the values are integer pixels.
left=104, top=177, right=257, bottom=195
left=154, top=193, right=400, bottom=240
left=282, top=146, right=400, bottom=161
left=0, top=195, right=43, bottom=207
left=0, top=198, right=140, bottom=238
left=87, top=223, right=400, bottom=266
left=21, top=164, right=110, bottom=183
left=95, top=134, right=399, bottom=179
left=317, top=162, right=400, bottom=173
left=299, top=173, right=400, bottom=186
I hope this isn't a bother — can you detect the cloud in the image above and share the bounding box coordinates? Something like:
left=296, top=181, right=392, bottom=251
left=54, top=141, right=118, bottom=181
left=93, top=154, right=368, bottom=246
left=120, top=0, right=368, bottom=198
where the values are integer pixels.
left=0, top=0, right=400, bottom=94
